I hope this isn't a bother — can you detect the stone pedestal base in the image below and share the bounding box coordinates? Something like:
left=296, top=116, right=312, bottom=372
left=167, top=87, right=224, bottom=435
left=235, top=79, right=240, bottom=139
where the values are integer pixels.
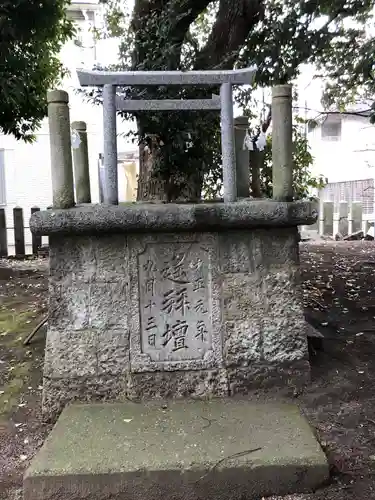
left=30, top=200, right=318, bottom=419
left=24, top=401, right=329, bottom=500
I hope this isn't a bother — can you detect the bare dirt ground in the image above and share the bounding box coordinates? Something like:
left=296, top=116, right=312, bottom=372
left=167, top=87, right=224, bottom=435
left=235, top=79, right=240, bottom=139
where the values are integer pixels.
left=1, top=242, right=375, bottom=500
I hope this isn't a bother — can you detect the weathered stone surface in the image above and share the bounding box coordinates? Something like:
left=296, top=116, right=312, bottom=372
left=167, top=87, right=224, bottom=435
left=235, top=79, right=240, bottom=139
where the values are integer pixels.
left=44, top=327, right=129, bottom=379
left=128, top=232, right=223, bottom=373
left=222, top=273, right=265, bottom=365
left=49, top=281, right=128, bottom=331
left=259, top=228, right=300, bottom=267
left=77, top=66, right=257, bottom=86
left=49, top=235, right=129, bottom=283
left=222, top=266, right=306, bottom=368
left=30, top=200, right=318, bottom=236
left=116, top=94, right=222, bottom=111
left=42, top=223, right=310, bottom=419
left=262, top=268, right=306, bottom=362
left=24, top=401, right=329, bottom=500
left=47, top=90, right=75, bottom=209
left=227, top=361, right=311, bottom=395
left=42, top=376, right=128, bottom=421
left=127, top=369, right=228, bottom=400
left=44, top=328, right=98, bottom=378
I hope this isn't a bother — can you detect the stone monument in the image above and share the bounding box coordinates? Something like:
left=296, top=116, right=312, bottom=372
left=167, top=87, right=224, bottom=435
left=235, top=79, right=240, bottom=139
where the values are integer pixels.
left=25, top=69, right=327, bottom=500
left=30, top=72, right=317, bottom=419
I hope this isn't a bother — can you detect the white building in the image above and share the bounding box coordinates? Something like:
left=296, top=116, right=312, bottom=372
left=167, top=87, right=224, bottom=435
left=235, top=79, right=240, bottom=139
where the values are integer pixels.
left=307, top=103, right=375, bottom=219
left=0, top=0, right=138, bottom=255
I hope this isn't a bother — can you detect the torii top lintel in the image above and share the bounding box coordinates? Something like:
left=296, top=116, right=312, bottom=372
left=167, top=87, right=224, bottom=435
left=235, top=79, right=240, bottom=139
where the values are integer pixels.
left=77, top=66, right=257, bottom=86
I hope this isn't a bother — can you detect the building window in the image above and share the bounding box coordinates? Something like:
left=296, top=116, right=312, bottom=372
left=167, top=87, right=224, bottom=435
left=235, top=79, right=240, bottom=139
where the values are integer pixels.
left=321, top=117, right=342, bottom=141
left=0, top=150, right=6, bottom=205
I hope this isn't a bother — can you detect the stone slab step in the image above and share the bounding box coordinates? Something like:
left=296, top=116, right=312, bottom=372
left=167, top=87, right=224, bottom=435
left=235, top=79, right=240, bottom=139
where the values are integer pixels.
left=24, top=400, right=329, bottom=500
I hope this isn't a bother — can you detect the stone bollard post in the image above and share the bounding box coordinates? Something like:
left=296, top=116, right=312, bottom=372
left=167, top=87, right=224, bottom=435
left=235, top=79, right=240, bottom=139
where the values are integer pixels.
left=272, top=85, right=293, bottom=201
left=71, top=121, right=91, bottom=204
left=350, top=202, right=362, bottom=233
left=220, top=82, right=236, bottom=202
left=338, top=201, right=348, bottom=236
left=103, top=84, right=118, bottom=205
left=47, top=90, right=75, bottom=209
left=234, top=116, right=250, bottom=198
left=322, top=201, right=334, bottom=236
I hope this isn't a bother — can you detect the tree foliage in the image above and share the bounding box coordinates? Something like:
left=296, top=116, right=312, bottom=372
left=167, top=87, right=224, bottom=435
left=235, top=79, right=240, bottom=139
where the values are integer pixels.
left=0, top=0, right=74, bottom=141
left=318, top=16, right=375, bottom=118
left=262, top=127, right=326, bottom=199
left=96, top=0, right=373, bottom=200
left=202, top=122, right=326, bottom=200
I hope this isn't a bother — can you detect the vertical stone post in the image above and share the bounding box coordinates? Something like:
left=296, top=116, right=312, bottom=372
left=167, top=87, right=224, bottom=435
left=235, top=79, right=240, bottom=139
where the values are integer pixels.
left=338, top=201, right=349, bottom=236
left=13, top=207, right=25, bottom=257
left=47, top=90, right=75, bottom=209
left=71, top=121, right=91, bottom=204
left=220, top=82, right=236, bottom=202
left=103, top=84, right=118, bottom=205
left=272, top=85, right=293, bottom=201
left=333, top=204, right=340, bottom=236
left=308, top=198, right=319, bottom=231
left=347, top=204, right=353, bottom=235
left=234, top=116, right=250, bottom=199
left=318, top=199, right=324, bottom=236
left=30, top=207, right=42, bottom=255
left=0, top=208, right=7, bottom=257
left=362, top=218, right=370, bottom=235
left=322, top=201, right=334, bottom=236
left=351, top=202, right=362, bottom=233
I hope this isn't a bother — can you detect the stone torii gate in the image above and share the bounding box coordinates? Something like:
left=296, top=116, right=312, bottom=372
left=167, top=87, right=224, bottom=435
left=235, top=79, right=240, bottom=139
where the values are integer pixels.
left=77, top=67, right=257, bottom=204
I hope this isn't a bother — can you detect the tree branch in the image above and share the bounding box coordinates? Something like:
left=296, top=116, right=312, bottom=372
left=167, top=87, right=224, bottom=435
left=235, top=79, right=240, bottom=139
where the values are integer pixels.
left=194, top=0, right=263, bottom=69
left=131, top=0, right=212, bottom=70
left=168, top=0, right=212, bottom=44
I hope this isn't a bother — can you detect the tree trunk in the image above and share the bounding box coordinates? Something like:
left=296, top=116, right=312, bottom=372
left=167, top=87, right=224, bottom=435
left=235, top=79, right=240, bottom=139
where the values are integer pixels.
left=131, top=0, right=263, bottom=202
left=137, top=134, right=167, bottom=202
left=136, top=118, right=204, bottom=203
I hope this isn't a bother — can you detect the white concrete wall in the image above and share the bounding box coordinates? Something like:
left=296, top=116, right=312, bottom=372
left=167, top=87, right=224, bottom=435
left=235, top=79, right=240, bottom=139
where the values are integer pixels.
left=308, top=114, right=375, bottom=183
left=0, top=101, right=137, bottom=255
left=1, top=129, right=52, bottom=255
left=0, top=1, right=138, bottom=255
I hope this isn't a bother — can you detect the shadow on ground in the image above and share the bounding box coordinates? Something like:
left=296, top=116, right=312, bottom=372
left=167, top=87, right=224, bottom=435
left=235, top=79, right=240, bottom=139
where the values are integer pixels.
left=1, top=243, right=375, bottom=500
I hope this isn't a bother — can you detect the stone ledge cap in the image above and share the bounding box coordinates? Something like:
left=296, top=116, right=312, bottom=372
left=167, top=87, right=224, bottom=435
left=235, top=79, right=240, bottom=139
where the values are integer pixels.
left=29, top=200, right=318, bottom=236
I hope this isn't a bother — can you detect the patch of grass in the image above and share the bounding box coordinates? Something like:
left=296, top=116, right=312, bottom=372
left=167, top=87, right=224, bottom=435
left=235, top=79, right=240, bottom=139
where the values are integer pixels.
left=0, top=361, right=32, bottom=415
left=0, top=308, right=40, bottom=347
left=0, top=303, right=44, bottom=415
